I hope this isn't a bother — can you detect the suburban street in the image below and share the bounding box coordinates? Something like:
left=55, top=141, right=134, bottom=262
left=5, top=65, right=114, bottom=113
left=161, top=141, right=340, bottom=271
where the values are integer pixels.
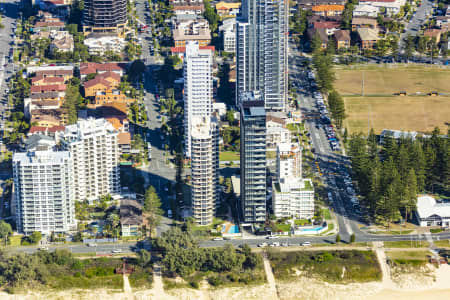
left=399, top=0, right=434, bottom=52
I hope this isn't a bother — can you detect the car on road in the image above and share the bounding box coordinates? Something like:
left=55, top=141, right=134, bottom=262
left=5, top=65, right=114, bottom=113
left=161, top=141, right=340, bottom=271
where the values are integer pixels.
left=258, top=242, right=268, bottom=247
left=267, top=235, right=279, bottom=239
left=212, top=237, right=223, bottom=241
left=88, top=243, right=97, bottom=247
left=270, top=242, right=280, bottom=247
left=301, top=242, right=311, bottom=247
left=38, top=246, right=49, bottom=251
left=112, top=249, right=122, bottom=253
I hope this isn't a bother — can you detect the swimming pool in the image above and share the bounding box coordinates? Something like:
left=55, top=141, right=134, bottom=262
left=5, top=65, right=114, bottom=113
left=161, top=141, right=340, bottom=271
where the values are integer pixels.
left=298, top=226, right=323, bottom=232
left=222, top=224, right=240, bottom=234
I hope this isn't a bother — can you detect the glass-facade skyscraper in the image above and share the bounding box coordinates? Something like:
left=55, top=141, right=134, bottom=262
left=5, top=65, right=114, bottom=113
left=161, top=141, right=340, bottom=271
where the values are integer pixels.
left=236, top=0, right=288, bottom=111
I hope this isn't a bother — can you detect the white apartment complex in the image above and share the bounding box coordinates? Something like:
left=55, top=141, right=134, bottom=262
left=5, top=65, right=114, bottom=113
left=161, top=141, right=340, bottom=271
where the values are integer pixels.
left=13, top=150, right=76, bottom=235
left=83, top=36, right=126, bottom=56
left=272, top=143, right=314, bottom=219
left=58, top=118, right=120, bottom=203
left=219, top=18, right=236, bottom=53
left=236, top=0, right=288, bottom=111
left=183, top=41, right=213, bottom=157
left=190, top=116, right=219, bottom=225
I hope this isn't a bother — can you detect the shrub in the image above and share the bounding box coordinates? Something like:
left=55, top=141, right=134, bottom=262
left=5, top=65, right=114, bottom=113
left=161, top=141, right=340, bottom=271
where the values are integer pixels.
left=190, top=281, right=199, bottom=289
left=208, top=276, right=223, bottom=286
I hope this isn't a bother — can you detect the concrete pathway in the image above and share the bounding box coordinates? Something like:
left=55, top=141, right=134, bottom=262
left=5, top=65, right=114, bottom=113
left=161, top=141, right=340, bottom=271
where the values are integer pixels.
left=123, top=274, right=133, bottom=300
left=262, top=254, right=279, bottom=300
left=373, top=241, right=395, bottom=289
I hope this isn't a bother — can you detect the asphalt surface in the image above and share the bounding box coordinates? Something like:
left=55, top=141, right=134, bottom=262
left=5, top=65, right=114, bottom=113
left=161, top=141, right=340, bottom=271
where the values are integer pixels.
left=399, top=0, right=434, bottom=52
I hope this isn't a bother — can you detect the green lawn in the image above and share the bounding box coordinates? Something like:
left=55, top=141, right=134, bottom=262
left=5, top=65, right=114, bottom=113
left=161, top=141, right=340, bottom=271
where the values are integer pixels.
left=384, top=240, right=430, bottom=248
left=322, top=208, right=332, bottom=220
left=294, top=219, right=310, bottom=226
left=433, top=240, right=450, bottom=248
left=275, top=224, right=291, bottom=232
left=219, top=151, right=240, bottom=161
left=9, top=235, right=22, bottom=246
left=386, top=250, right=431, bottom=267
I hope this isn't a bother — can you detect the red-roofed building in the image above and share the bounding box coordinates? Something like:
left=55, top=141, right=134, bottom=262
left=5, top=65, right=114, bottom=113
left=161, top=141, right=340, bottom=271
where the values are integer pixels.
left=32, top=76, right=65, bottom=86
left=28, top=125, right=65, bottom=141
left=80, top=62, right=126, bottom=80
left=30, top=84, right=67, bottom=94
left=313, top=21, right=340, bottom=35
left=84, top=78, right=112, bottom=97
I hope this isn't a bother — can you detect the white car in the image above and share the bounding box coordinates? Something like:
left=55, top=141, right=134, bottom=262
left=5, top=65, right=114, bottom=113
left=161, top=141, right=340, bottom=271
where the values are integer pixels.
left=267, top=235, right=279, bottom=239
left=212, top=237, right=223, bottom=241
left=112, top=249, right=122, bottom=253
left=258, top=242, right=268, bottom=247
left=301, top=242, right=311, bottom=247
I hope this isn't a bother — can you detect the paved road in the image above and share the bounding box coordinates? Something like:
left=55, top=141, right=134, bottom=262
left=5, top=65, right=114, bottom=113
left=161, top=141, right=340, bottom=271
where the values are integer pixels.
left=399, top=0, right=434, bottom=52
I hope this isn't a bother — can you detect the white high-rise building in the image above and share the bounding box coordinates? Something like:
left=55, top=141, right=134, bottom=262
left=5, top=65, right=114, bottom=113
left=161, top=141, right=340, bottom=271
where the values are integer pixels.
left=236, top=0, right=288, bottom=111
left=58, top=118, right=120, bottom=202
left=190, top=116, right=219, bottom=225
left=13, top=150, right=75, bottom=235
left=184, top=41, right=213, bottom=158
left=272, top=142, right=314, bottom=219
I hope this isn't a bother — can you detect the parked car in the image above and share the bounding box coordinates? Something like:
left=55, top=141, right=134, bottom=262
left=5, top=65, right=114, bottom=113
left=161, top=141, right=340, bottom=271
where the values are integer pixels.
left=301, top=242, right=311, bottom=247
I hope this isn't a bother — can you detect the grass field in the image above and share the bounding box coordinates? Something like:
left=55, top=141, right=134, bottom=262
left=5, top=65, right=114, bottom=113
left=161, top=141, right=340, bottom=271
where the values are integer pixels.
left=343, top=96, right=450, bottom=134
left=335, top=64, right=450, bottom=95
left=334, top=64, right=450, bottom=134
left=386, top=250, right=431, bottom=267
left=384, top=241, right=430, bottom=248
left=219, top=151, right=240, bottom=161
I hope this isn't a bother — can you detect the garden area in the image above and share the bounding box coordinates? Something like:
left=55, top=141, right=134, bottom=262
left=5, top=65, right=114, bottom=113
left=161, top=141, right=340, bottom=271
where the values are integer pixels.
left=154, top=227, right=265, bottom=288
left=267, top=250, right=382, bottom=283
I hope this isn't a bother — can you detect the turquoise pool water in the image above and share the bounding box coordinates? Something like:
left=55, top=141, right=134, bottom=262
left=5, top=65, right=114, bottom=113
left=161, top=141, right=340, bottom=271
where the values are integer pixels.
left=299, top=226, right=322, bottom=232
left=222, top=224, right=240, bottom=234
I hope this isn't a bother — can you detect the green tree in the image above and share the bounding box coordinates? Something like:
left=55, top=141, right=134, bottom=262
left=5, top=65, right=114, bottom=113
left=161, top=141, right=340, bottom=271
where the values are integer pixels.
left=335, top=234, right=341, bottom=243
left=327, top=90, right=346, bottom=128
left=29, top=232, right=42, bottom=244
left=0, top=221, right=12, bottom=246
left=203, top=0, right=219, bottom=33
left=350, top=233, right=355, bottom=243
left=137, top=249, right=152, bottom=267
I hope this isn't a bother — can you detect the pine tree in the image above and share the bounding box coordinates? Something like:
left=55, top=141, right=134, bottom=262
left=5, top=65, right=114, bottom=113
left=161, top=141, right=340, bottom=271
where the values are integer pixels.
left=405, top=169, right=418, bottom=222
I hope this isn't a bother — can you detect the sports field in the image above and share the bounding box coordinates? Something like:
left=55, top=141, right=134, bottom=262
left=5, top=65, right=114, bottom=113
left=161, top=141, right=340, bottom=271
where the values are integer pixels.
left=334, top=64, right=450, bottom=134
left=335, top=64, right=450, bottom=95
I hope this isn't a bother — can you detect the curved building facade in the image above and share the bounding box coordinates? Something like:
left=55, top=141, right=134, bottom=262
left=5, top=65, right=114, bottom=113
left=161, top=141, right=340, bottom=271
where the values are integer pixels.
left=83, top=0, right=128, bottom=37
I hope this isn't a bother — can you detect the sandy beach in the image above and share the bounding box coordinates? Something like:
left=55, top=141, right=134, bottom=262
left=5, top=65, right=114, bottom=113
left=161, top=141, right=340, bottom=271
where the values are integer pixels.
left=0, top=264, right=449, bottom=300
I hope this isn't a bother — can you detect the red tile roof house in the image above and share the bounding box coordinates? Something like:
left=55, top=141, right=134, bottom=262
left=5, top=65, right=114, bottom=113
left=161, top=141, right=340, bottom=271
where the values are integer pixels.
left=31, top=75, right=65, bottom=86
left=79, top=62, right=126, bottom=80
left=313, top=21, right=341, bottom=35
left=28, top=125, right=65, bottom=139
left=30, top=84, right=67, bottom=93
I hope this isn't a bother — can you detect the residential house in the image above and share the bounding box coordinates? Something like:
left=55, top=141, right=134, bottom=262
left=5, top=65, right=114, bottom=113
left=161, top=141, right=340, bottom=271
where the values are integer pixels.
left=352, top=17, right=378, bottom=31
left=219, top=18, right=236, bottom=52
left=298, top=0, right=346, bottom=8
left=357, top=27, right=379, bottom=49
left=215, top=2, right=241, bottom=17
left=79, top=62, right=126, bottom=80
left=30, top=84, right=67, bottom=94
left=49, top=31, right=74, bottom=53
left=32, top=75, right=64, bottom=86
left=27, top=65, right=74, bottom=81
left=24, top=99, right=60, bottom=119
left=31, top=108, right=67, bottom=127
left=118, top=132, right=131, bottom=155
left=353, top=4, right=379, bottom=18
left=84, top=78, right=113, bottom=97
left=424, top=29, right=442, bottom=43
left=92, top=89, right=134, bottom=107
left=313, top=21, right=340, bottom=35
left=83, top=36, right=126, bottom=56
left=93, top=71, right=121, bottom=87
left=28, top=125, right=65, bottom=141
left=311, top=5, right=345, bottom=17
left=120, top=199, right=143, bottom=237
left=359, top=0, right=406, bottom=16
left=33, top=21, right=65, bottom=31
left=333, top=29, right=351, bottom=49
left=172, top=3, right=205, bottom=16
left=307, top=28, right=328, bottom=49
left=173, top=18, right=211, bottom=47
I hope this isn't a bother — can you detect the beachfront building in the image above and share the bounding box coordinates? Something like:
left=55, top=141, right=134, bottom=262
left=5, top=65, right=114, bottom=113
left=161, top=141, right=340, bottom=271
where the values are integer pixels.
left=190, top=116, right=219, bottom=225
left=13, top=150, right=76, bottom=235
left=58, top=118, right=120, bottom=203
left=272, top=142, right=314, bottom=219
left=240, top=97, right=267, bottom=223
left=416, top=195, right=450, bottom=227
left=183, top=41, right=213, bottom=158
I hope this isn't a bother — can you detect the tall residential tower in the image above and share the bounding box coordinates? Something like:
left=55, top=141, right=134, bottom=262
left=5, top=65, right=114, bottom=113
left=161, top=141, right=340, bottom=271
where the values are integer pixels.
left=240, top=97, right=267, bottom=223
left=236, top=0, right=288, bottom=111
left=190, top=116, right=219, bottom=225
left=58, top=118, right=120, bottom=203
left=183, top=41, right=213, bottom=158
left=83, top=0, right=128, bottom=37
left=13, top=150, right=75, bottom=235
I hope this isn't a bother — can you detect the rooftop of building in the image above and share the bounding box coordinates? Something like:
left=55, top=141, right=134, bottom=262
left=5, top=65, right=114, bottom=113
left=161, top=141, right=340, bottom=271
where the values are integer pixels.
left=215, top=1, right=241, bottom=10
left=352, top=17, right=378, bottom=25
left=357, top=27, right=380, bottom=41
left=120, top=199, right=143, bottom=226
left=312, top=4, right=345, bottom=11
left=13, top=149, right=70, bottom=164
left=417, top=195, right=450, bottom=219
left=31, top=84, right=67, bottom=93
left=118, top=132, right=131, bottom=145
left=334, top=29, right=351, bottom=41
left=80, top=62, right=126, bottom=75
left=274, top=178, right=314, bottom=193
